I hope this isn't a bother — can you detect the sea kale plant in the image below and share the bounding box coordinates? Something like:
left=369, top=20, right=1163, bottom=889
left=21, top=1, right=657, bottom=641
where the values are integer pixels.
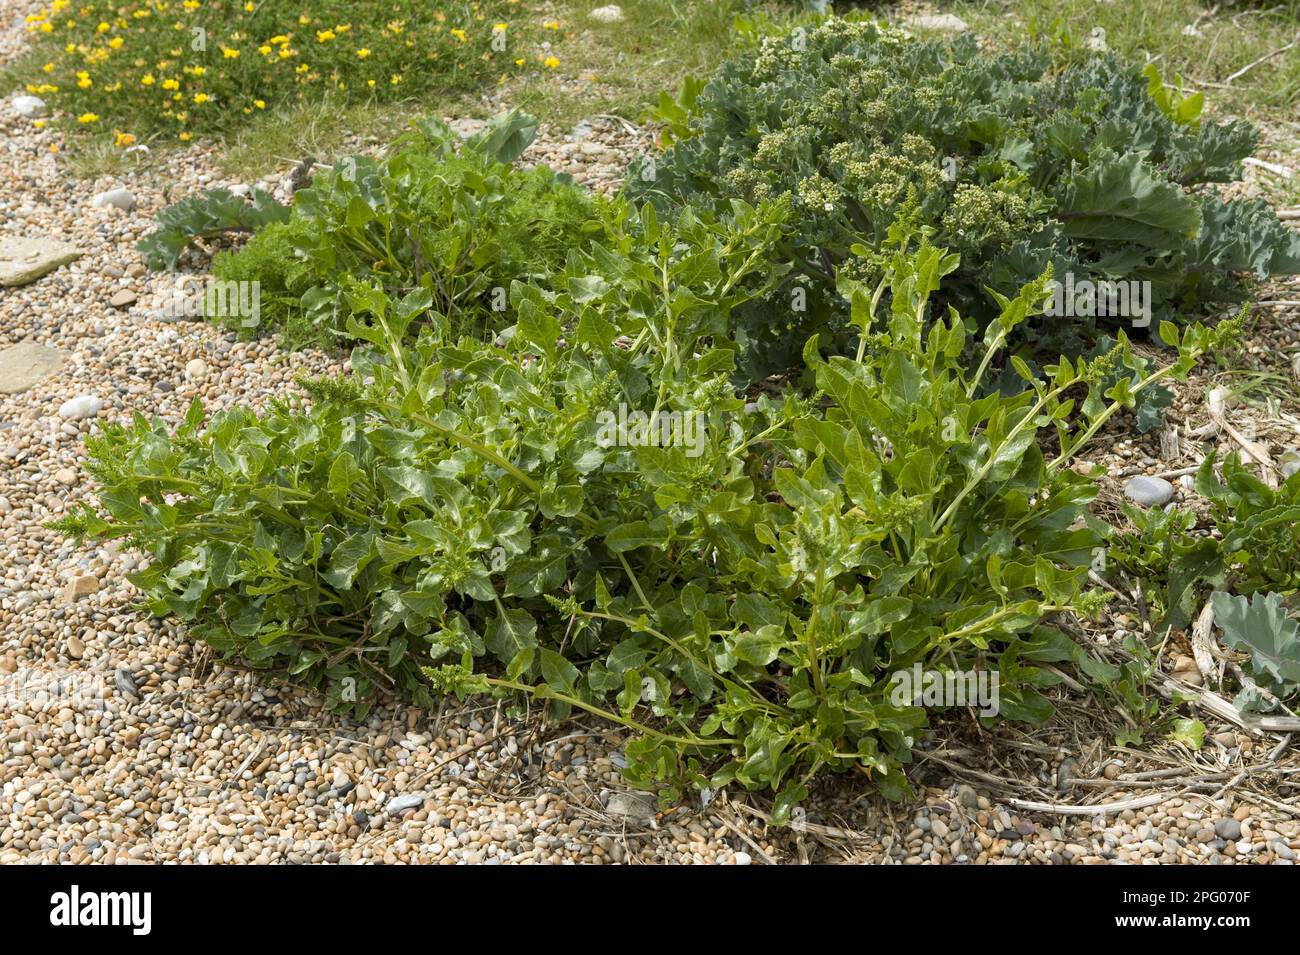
left=58, top=200, right=1236, bottom=809
left=631, top=17, right=1300, bottom=366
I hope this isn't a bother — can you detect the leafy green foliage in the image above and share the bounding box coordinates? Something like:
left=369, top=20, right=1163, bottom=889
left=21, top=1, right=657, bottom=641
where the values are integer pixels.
left=207, top=112, right=602, bottom=345
left=1109, top=444, right=1300, bottom=632
left=137, top=187, right=289, bottom=272
left=631, top=17, right=1300, bottom=365
left=18, top=0, right=531, bottom=141
left=60, top=204, right=1228, bottom=805
left=1211, top=592, right=1300, bottom=696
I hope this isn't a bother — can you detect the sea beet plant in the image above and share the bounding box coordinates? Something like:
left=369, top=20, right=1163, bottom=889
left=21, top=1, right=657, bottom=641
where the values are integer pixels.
left=57, top=201, right=1238, bottom=808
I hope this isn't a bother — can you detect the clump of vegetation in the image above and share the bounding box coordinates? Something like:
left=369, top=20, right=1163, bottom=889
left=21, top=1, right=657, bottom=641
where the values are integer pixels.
left=631, top=18, right=1300, bottom=368
left=18, top=0, right=530, bottom=141
left=143, top=113, right=603, bottom=345
left=59, top=195, right=1239, bottom=808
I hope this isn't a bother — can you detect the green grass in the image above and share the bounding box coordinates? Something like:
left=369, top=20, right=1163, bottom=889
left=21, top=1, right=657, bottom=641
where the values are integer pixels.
left=491, top=0, right=793, bottom=130
left=939, top=0, right=1300, bottom=122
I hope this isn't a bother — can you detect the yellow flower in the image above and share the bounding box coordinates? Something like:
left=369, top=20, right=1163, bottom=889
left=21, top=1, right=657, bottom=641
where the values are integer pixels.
left=258, top=44, right=272, bottom=55
left=493, top=23, right=507, bottom=32
left=141, top=74, right=155, bottom=85
left=182, top=0, right=199, bottom=9
left=40, top=22, right=53, bottom=33
left=77, top=112, right=99, bottom=123
left=96, top=21, right=110, bottom=33
left=543, top=19, right=559, bottom=30
left=316, top=29, right=335, bottom=42
left=108, top=37, right=123, bottom=49
left=221, top=47, right=240, bottom=59
left=355, top=48, right=370, bottom=58
left=450, top=28, right=467, bottom=42
left=179, top=131, right=192, bottom=141
left=33, top=120, right=46, bottom=129
left=514, top=57, right=524, bottom=66
left=42, top=62, right=54, bottom=73
left=194, top=92, right=209, bottom=103
left=367, top=79, right=376, bottom=88
left=115, top=132, right=136, bottom=147
left=295, top=63, right=309, bottom=74
left=254, top=99, right=265, bottom=109
left=390, top=73, right=402, bottom=85
left=543, top=55, right=559, bottom=69
left=298, top=15, right=310, bottom=25
left=162, top=78, right=179, bottom=90
left=270, top=35, right=289, bottom=44
left=243, top=2, right=255, bottom=11
left=50, top=144, right=60, bottom=154
left=191, top=66, right=206, bottom=76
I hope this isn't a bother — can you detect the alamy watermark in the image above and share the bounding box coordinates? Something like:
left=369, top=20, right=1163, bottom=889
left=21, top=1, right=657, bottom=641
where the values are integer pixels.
left=1, top=667, right=107, bottom=713
left=159, top=277, right=261, bottom=327
left=1045, top=273, right=1151, bottom=328
left=595, top=403, right=706, bottom=458
left=889, top=663, right=1000, bottom=717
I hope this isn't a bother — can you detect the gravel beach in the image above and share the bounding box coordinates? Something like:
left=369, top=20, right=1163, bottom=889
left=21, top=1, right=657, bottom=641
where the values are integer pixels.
left=3, top=6, right=1299, bottom=864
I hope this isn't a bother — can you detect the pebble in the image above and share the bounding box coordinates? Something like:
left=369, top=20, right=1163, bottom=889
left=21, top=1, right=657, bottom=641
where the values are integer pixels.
left=109, top=289, right=138, bottom=309
left=57, top=394, right=103, bottom=420
left=184, top=358, right=208, bottom=381
left=91, top=188, right=137, bottom=213
left=1215, top=819, right=1242, bottom=841
left=12, top=94, right=47, bottom=118
left=1124, top=475, right=1175, bottom=507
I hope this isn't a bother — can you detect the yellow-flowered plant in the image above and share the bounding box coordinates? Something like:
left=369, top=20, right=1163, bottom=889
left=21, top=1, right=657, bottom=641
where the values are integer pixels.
left=22, top=0, right=538, bottom=141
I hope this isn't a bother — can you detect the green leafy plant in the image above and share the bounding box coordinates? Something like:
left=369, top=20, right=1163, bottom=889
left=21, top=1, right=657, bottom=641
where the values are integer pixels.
left=137, top=187, right=289, bottom=271
left=631, top=17, right=1300, bottom=370
left=1211, top=591, right=1300, bottom=697
left=206, top=112, right=602, bottom=345
left=18, top=0, right=533, bottom=142
left=59, top=204, right=1234, bottom=807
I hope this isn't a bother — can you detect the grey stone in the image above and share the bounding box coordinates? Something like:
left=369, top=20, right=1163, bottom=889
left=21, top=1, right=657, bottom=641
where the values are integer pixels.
left=1124, top=475, right=1175, bottom=507
left=1215, top=818, right=1241, bottom=841
left=0, top=236, right=83, bottom=287
left=0, top=342, right=67, bottom=395
left=605, top=791, right=656, bottom=825
left=12, top=94, right=46, bottom=118
left=385, top=793, right=425, bottom=814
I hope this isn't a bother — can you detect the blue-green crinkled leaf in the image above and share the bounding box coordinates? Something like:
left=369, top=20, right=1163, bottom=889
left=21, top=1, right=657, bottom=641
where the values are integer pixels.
left=1211, top=591, right=1300, bottom=691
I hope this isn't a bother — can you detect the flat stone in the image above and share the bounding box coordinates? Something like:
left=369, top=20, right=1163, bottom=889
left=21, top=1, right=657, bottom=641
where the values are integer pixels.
left=605, top=791, right=656, bottom=825
left=63, top=575, right=100, bottom=603
left=12, top=94, right=46, bottom=118
left=0, top=236, right=83, bottom=287
left=1124, top=475, right=1175, bottom=507
left=109, top=289, right=137, bottom=309
left=0, top=342, right=67, bottom=395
